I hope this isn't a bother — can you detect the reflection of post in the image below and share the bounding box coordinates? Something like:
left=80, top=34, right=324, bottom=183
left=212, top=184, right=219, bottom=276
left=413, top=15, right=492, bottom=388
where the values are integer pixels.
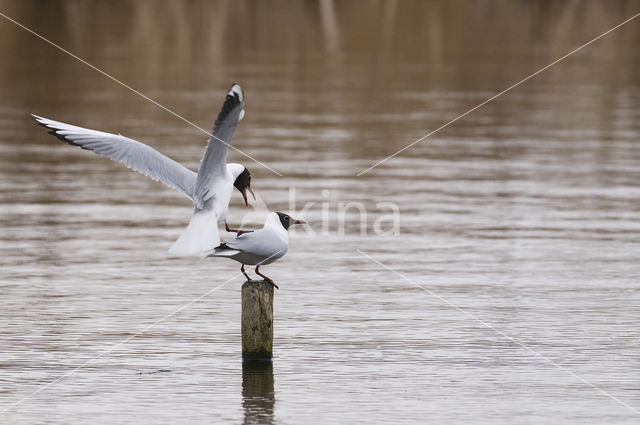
left=242, top=361, right=275, bottom=425
left=319, top=0, right=339, bottom=53
left=242, top=280, right=274, bottom=360
left=376, top=0, right=397, bottom=80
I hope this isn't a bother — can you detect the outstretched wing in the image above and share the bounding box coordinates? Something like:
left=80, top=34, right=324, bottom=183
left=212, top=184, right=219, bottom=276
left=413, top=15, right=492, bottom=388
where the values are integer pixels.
left=33, top=115, right=197, bottom=201
left=193, top=84, right=245, bottom=207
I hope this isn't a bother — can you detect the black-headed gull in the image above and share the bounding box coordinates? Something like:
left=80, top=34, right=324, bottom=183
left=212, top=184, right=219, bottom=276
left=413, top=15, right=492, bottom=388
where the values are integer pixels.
left=207, top=212, right=306, bottom=289
left=33, top=84, right=255, bottom=256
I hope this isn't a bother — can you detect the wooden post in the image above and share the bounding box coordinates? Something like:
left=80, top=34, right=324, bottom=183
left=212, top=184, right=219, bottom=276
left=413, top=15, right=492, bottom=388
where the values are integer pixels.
left=241, top=280, right=274, bottom=361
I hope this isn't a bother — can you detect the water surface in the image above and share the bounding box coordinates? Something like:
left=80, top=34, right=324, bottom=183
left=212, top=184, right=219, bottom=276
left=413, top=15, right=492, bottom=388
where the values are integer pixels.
left=1, top=1, right=640, bottom=424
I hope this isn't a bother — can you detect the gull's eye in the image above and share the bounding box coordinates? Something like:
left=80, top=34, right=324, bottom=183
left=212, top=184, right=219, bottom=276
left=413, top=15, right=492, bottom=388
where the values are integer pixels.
left=285, top=216, right=289, bottom=221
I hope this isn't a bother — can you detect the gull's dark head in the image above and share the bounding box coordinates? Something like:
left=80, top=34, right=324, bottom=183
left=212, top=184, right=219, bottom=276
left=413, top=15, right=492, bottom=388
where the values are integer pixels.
left=276, top=212, right=306, bottom=230
left=233, top=167, right=255, bottom=206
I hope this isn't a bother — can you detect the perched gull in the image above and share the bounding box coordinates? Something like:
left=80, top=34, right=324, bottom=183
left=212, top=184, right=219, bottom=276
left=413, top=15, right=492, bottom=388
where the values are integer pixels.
left=207, top=212, right=306, bottom=288
left=33, top=83, right=255, bottom=256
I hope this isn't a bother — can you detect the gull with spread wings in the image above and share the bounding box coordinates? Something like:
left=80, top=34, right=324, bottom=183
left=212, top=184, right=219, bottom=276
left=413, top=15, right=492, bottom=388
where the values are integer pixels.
left=33, top=83, right=254, bottom=256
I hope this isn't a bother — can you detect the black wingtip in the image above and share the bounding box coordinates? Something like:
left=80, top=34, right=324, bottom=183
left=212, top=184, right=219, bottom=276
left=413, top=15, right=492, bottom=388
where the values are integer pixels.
left=215, top=84, right=244, bottom=125
left=34, top=116, right=86, bottom=149
left=214, top=242, right=235, bottom=251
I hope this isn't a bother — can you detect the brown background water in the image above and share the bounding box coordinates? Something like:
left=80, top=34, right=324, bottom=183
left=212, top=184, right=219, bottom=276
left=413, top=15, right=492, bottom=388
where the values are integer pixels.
left=1, top=1, right=640, bottom=423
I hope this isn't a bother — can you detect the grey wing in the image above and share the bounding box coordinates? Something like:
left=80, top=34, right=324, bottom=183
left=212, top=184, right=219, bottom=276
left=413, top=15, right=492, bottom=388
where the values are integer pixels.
left=34, top=115, right=197, bottom=201
left=226, top=229, right=285, bottom=258
left=193, top=84, right=245, bottom=206
left=225, top=231, right=265, bottom=254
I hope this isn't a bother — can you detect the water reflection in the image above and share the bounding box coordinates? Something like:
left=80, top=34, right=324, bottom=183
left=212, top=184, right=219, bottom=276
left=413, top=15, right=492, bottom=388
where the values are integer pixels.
left=242, top=361, right=275, bottom=425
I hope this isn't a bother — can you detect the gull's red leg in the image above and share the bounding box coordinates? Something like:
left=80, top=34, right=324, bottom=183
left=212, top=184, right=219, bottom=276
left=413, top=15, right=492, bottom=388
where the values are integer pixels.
left=255, top=265, right=279, bottom=289
left=241, top=264, right=251, bottom=281
left=225, top=222, right=253, bottom=236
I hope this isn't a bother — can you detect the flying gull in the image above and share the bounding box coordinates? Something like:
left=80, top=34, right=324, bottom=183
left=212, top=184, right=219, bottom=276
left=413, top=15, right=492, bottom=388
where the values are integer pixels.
left=33, top=83, right=254, bottom=256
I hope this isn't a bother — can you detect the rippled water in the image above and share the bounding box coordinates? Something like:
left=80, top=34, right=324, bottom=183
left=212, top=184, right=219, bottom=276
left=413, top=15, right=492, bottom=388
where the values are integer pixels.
left=1, top=1, right=640, bottom=424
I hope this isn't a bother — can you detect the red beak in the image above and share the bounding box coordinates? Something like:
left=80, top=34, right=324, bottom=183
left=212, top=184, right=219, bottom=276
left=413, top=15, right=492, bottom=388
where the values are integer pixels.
left=241, top=186, right=256, bottom=207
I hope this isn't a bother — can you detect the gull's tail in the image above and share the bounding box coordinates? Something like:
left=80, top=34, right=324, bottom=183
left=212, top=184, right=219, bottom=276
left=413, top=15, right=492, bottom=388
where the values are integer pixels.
left=169, top=210, right=220, bottom=256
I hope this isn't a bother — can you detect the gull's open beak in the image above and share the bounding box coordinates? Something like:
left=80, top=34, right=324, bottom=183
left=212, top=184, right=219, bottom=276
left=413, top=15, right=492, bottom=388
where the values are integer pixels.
left=241, top=186, right=256, bottom=207
left=294, top=219, right=307, bottom=225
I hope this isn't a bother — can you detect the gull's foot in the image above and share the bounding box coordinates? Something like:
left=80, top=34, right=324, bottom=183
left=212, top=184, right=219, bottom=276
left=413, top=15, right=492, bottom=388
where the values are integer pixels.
left=264, top=278, right=279, bottom=290
left=254, top=265, right=278, bottom=289
left=225, top=223, right=254, bottom=236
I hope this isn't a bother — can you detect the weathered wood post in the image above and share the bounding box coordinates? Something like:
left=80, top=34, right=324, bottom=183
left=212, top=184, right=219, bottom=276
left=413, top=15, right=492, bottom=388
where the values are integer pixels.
left=241, top=280, right=274, bottom=361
